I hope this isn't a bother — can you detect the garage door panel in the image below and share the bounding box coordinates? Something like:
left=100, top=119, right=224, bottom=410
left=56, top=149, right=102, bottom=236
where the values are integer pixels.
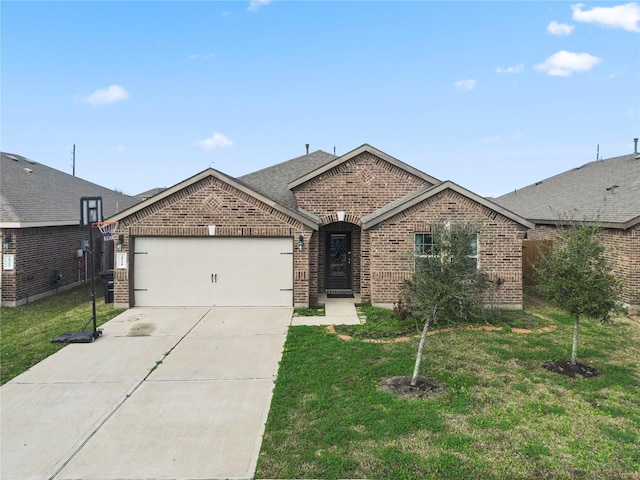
left=133, top=237, right=293, bottom=307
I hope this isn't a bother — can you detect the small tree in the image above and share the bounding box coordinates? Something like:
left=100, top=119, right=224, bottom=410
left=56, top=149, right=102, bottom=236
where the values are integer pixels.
left=535, top=222, right=622, bottom=366
left=400, top=222, right=489, bottom=386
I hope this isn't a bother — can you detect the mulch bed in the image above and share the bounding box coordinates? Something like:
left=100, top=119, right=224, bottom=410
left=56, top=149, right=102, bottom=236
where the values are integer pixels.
left=542, top=360, right=599, bottom=378
left=379, top=375, right=442, bottom=400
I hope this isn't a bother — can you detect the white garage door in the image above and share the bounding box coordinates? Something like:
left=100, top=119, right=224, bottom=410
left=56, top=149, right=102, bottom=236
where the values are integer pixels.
left=133, top=237, right=293, bottom=307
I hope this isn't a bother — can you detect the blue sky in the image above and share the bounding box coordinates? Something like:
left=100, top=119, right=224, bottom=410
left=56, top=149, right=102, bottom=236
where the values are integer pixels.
left=2, top=1, right=638, bottom=198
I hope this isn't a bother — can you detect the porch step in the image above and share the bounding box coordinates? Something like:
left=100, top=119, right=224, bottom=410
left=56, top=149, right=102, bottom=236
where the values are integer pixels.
left=326, top=289, right=354, bottom=298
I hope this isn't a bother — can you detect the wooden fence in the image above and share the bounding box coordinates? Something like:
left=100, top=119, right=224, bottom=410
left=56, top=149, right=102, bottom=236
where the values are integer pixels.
left=522, top=240, right=551, bottom=285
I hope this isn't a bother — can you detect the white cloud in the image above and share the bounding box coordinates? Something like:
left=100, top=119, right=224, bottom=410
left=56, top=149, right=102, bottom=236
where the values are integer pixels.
left=547, top=21, right=575, bottom=35
left=534, top=50, right=601, bottom=76
left=82, top=85, right=129, bottom=105
left=454, top=79, right=476, bottom=91
left=247, top=0, right=272, bottom=13
left=496, top=64, right=524, bottom=75
left=197, top=132, right=234, bottom=151
left=188, top=53, right=215, bottom=60
left=603, top=70, right=624, bottom=81
left=483, top=136, right=501, bottom=144
left=109, top=145, right=125, bottom=154
left=571, top=2, right=640, bottom=32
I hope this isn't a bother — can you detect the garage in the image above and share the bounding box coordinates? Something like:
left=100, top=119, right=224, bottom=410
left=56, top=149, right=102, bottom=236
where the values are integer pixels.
left=132, top=237, right=294, bottom=307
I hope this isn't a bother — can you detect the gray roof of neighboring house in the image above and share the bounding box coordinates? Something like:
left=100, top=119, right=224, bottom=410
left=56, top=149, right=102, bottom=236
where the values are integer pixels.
left=135, top=187, right=167, bottom=201
left=493, top=153, right=640, bottom=229
left=237, top=150, right=338, bottom=208
left=1, top=152, right=139, bottom=227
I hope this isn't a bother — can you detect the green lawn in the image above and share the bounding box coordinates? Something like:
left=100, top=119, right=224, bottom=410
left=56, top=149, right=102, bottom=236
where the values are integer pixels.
left=1, top=283, right=124, bottom=384
left=256, top=306, right=640, bottom=479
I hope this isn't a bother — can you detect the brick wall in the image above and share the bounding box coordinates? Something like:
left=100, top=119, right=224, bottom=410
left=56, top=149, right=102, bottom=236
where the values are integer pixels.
left=114, top=176, right=312, bottom=307
left=367, top=189, right=527, bottom=307
left=292, top=151, right=430, bottom=301
left=291, top=152, right=525, bottom=307
left=528, top=223, right=640, bottom=307
left=1, top=226, right=104, bottom=306
left=292, top=151, right=431, bottom=217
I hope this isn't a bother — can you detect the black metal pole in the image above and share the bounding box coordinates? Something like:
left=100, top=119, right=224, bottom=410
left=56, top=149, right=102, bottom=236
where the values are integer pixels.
left=89, top=225, right=97, bottom=337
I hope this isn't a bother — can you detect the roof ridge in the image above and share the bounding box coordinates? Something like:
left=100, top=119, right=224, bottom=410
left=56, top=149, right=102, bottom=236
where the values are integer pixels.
left=238, top=149, right=336, bottom=179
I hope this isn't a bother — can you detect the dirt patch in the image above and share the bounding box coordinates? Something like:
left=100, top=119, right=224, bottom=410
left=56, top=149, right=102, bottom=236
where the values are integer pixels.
left=128, top=323, right=156, bottom=336
left=379, top=375, right=442, bottom=400
left=542, top=360, right=598, bottom=378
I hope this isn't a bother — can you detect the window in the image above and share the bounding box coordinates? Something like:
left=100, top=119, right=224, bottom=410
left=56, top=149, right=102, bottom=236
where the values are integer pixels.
left=414, top=233, right=436, bottom=256
left=414, top=232, right=479, bottom=269
left=466, top=235, right=479, bottom=270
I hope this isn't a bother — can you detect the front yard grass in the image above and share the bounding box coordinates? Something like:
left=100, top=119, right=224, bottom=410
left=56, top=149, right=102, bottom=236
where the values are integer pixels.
left=1, top=283, right=124, bottom=385
left=256, top=305, right=640, bottom=479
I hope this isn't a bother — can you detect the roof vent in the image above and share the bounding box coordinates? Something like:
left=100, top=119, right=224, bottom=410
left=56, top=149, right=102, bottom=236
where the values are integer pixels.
left=305, top=144, right=309, bottom=154
left=6, top=154, right=18, bottom=161
left=606, top=185, right=618, bottom=193
left=23, top=167, right=33, bottom=174
left=534, top=181, right=543, bottom=186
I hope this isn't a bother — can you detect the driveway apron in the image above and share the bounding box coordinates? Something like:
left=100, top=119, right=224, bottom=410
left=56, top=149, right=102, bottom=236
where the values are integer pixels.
left=0, top=306, right=292, bottom=480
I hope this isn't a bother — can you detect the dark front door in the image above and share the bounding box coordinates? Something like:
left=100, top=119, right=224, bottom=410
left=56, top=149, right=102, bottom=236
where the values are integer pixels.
left=326, top=232, right=351, bottom=291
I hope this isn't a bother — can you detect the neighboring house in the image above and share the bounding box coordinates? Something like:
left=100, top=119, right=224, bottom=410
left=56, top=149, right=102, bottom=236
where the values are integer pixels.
left=494, top=150, right=640, bottom=308
left=109, top=144, right=533, bottom=309
left=1, top=152, right=139, bottom=306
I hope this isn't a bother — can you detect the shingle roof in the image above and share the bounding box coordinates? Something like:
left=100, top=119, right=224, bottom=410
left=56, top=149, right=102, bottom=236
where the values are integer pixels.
left=493, top=153, right=640, bottom=229
left=135, top=187, right=167, bottom=201
left=237, top=150, right=338, bottom=208
left=110, top=167, right=320, bottom=229
left=1, top=152, right=139, bottom=227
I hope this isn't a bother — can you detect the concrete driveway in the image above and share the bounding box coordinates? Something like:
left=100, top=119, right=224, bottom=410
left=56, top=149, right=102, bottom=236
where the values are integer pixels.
left=0, top=306, right=292, bottom=480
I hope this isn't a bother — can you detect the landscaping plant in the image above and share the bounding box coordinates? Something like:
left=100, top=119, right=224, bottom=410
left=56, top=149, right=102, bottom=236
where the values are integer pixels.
left=535, top=222, right=622, bottom=370
left=400, top=221, right=489, bottom=386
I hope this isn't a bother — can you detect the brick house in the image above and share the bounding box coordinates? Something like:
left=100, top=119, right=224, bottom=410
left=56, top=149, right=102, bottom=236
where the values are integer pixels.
left=1, top=152, right=139, bottom=306
left=494, top=151, right=640, bottom=308
left=109, top=144, right=533, bottom=309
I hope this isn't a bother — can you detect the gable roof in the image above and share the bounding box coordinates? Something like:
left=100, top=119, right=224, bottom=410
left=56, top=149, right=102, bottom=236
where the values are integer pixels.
left=109, top=167, right=320, bottom=229
left=1, top=152, right=139, bottom=228
left=494, top=153, right=640, bottom=229
left=362, top=180, right=534, bottom=230
left=287, top=144, right=440, bottom=190
left=237, top=150, right=338, bottom=208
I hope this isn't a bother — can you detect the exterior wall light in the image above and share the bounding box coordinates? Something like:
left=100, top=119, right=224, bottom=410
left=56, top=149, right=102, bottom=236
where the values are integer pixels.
left=298, top=235, right=304, bottom=252
left=117, top=234, right=125, bottom=250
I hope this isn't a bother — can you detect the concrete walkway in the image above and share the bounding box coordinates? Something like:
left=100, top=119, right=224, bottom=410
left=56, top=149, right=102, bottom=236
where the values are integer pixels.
left=290, top=294, right=362, bottom=326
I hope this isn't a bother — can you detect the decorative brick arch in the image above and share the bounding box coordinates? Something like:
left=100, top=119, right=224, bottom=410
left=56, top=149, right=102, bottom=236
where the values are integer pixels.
left=319, top=212, right=362, bottom=227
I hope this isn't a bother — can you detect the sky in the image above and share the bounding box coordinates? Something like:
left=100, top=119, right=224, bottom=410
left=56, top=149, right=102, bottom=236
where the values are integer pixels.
left=2, top=1, right=639, bottom=198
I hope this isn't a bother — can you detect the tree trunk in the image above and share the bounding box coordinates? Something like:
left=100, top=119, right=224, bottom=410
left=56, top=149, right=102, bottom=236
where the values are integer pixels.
left=571, top=315, right=580, bottom=365
left=411, top=306, right=435, bottom=386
